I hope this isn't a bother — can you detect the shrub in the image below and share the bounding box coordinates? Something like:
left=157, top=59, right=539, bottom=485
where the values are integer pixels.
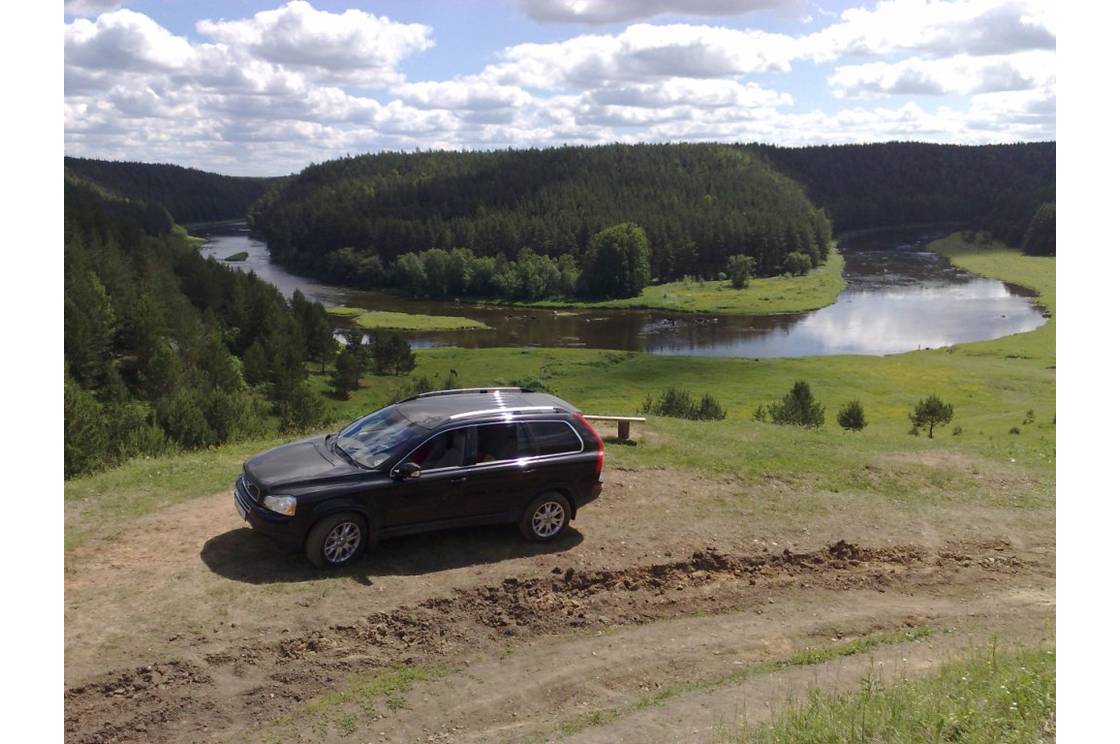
left=752, top=404, right=769, bottom=422
left=909, top=395, right=954, bottom=438
left=836, top=400, right=867, bottom=431
left=783, top=252, right=813, bottom=276
left=767, top=381, right=825, bottom=428
left=640, top=387, right=726, bottom=421
left=1009, top=426, right=1021, bottom=435
left=726, top=254, right=754, bottom=289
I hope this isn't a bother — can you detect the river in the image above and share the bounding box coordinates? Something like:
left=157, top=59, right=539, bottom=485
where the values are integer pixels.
left=194, top=223, right=1046, bottom=358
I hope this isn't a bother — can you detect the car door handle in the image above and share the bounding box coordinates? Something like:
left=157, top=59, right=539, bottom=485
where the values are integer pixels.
left=449, top=475, right=468, bottom=484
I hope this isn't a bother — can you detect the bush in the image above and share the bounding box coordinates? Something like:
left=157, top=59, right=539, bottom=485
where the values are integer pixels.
left=726, top=254, right=754, bottom=289
left=640, top=387, right=726, bottom=421
left=767, top=381, right=825, bottom=428
left=836, top=400, right=866, bottom=431
left=909, top=395, right=954, bottom=438
left=783, top=251, right=813, bottom=276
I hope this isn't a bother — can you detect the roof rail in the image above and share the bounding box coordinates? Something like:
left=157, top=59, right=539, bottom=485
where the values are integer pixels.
left=402, top=386, right=528, bottom=402
left=448, top=405, right=560, bottom=420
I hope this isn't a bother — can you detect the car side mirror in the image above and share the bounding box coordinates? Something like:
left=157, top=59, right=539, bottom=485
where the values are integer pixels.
left=392, top=461, right=422, bottom=480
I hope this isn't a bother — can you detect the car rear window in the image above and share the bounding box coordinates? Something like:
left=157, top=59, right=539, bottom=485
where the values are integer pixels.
left=526, top=421, right=582, bottom=456
left=475, top=423, right=535, bottom=463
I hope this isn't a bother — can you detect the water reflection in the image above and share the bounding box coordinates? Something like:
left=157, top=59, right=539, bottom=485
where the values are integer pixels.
left=194, top=223, right=1046, bottom=358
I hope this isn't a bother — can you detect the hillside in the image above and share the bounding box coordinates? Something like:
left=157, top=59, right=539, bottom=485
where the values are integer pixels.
left=63, top=179, right=334, bottom=478
left=247, top=143, right=834, bottom=289
left=64, top=156, right=277, bottom=224
left=752, top=141, right=1055, bottom=249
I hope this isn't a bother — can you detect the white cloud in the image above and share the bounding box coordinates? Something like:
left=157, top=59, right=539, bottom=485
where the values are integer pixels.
left=392, top=80, right=533, bottom=111
left=806, top=0, right=1055, bottom=60
left=482, top=23, right=800, bottom=90
left=65, top=9, right=197, bottom=72
left=588, top=78, right=792, bottom=108
left=195, top=1, right=432, bottom=86
left=830, top=51, right=1055, bottom=97
left=64, top=1, right=127, bottom=17
left=519, top=0, right=799, bottom=25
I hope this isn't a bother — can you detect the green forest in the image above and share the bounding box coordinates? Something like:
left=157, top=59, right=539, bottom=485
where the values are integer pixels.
left=247, top=143, right=834, bottom=298
left=64, top=157, right=276, bottom=224
left=752, top=141, right=1055, bottom=249
left=246, top=141, right=1054, bottom=302
left=63, top=180, right=357, bottom=478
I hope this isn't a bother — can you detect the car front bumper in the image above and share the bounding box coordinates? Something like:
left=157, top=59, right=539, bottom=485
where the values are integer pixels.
left=234, top=477, right=304, bottom=552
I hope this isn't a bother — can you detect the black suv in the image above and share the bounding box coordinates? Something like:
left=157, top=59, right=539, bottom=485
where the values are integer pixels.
left=234, top=388, right=605, bottom=568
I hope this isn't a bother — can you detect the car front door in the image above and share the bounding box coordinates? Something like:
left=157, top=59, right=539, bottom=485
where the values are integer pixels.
left=379, top=428, right=470, bottom=529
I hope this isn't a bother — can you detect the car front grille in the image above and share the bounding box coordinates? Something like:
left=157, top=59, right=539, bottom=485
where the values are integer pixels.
left=236, top=474, right=262, bottom=505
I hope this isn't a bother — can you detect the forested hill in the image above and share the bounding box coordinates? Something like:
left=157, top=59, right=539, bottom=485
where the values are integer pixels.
left=751, top=142, right=1055, bottom=251
left=64, top=179, right=337, bottom=477
left=64, top=157, right=277, bottom=224
left=247, top=144, right=834, bottom=287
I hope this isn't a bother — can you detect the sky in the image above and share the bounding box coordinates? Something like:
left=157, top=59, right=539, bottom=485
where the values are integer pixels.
left=63, top=0, right=1056, bottom=176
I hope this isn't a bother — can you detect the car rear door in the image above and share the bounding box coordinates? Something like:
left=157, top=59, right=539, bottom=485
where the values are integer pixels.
left=454, top=422, right=541, bottom=520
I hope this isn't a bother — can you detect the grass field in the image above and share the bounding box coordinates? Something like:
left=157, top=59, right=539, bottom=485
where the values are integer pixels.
left=510, top=250, right=845, bottom=315
left=726, top=642, right=1055, bottom=743
left=329, top=308, right=492, bottom=331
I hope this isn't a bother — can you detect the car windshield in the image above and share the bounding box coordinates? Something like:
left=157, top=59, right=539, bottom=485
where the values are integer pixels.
left=335, top=408, right=419, bottom=469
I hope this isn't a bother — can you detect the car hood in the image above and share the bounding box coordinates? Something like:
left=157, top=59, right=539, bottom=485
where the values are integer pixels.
left=244, top=435, right=362, bottom=490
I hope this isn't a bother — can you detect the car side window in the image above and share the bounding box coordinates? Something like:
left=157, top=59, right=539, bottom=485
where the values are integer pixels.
left=526, top=421, right=582, bottom=456
left=410, top=428, right=468, bottom=470
left=473, top=423, right=535, bottom=464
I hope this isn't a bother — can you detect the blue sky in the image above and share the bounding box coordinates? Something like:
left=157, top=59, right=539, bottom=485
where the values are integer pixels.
left=63, top=1, right=1055, bottom=175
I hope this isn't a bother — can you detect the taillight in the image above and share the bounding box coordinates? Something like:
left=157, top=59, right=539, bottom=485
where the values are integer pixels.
left=576, top=413, right=604, bottom=477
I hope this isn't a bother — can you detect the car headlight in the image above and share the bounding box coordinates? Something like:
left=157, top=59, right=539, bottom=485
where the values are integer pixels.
left=262, top=494, right=297, bottom=516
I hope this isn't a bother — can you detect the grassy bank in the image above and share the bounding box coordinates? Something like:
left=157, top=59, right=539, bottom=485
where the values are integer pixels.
left=66, top=234, right=1054, bottom=553
left=326, top=308, right=491, bottom=332
left=726, top=643, right=1055, bottom=743
left=513, top=251, right=845, bottom=315
left=223, top=251, right=248, bottom=262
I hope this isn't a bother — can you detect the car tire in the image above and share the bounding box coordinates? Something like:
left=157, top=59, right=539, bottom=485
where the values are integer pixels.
left=305, top=512, right=371, bottom=569
left=520, top=493, right=571, bottom=542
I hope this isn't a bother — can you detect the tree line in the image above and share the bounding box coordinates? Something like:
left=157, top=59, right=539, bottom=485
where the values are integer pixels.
left=751, top=141, right=1055, bottom=255
left=65, top=157, right=276, bottom=224
left=247, top=143, right=834, bottom=299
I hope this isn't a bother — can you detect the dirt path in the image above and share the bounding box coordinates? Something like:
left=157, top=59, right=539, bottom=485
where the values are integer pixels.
left=64, top=467, right=1054, bottom=743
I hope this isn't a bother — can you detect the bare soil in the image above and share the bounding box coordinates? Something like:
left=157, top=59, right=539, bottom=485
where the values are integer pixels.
left=64, top=467, right=1054, bottom=743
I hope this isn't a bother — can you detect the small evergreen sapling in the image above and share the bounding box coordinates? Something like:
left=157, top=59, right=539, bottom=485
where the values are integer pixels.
left=837, top=400, right=867, bottom=431
left=909, top=395, right=954, bottom=438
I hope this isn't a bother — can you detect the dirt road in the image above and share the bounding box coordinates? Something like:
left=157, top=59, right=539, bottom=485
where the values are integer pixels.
left=64, top=467, right=1054, bottom=743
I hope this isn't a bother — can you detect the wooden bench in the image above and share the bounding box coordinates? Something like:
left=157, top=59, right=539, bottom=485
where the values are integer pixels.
left=582, top=415, right=646, bottom=442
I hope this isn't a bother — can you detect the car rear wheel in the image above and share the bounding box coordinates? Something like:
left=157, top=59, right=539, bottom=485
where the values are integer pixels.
left=306, top=512, right=370, bottom=569
left=520, top=493, right=571, bottom=542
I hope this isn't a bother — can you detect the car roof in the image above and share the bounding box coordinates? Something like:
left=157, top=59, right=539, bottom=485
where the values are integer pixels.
left=393, top=388, right=578, bottom=429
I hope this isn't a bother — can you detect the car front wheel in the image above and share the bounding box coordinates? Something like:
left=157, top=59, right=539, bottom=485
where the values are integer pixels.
left=520, top=493, right=571, bottom=542
left=306, top=512, right=370, bottom=569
